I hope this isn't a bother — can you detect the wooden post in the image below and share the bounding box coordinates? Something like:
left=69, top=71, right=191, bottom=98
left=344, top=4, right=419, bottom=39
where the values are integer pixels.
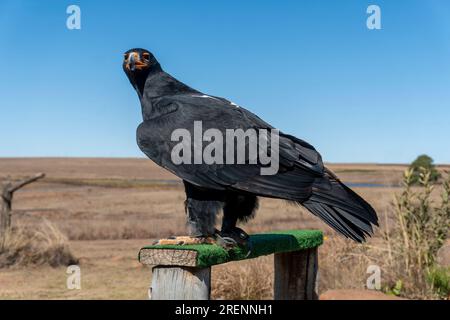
left=274, top=248, right=318, bottom=300
left=0, top=173, right=45, bottom=242
left=150, top=266, right=211, bottom=300
left=0, top=182, right=13, bottom=236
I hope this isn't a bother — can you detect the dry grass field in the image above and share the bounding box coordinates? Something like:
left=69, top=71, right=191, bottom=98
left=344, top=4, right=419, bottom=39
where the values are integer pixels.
left=0, top=158, right=448, bottom=299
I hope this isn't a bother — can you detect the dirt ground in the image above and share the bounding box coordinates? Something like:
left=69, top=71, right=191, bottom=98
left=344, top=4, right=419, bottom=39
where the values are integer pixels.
left=0, top=158, right=448, bottom=299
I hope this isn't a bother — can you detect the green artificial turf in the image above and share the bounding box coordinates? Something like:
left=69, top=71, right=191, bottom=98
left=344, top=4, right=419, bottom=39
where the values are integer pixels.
left=139, top=229, right=323, bottom=268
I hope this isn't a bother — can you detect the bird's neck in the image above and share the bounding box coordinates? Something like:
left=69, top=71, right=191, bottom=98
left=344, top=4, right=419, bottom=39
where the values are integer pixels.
left=132, top=63, right=163, bottom=99
left=139, top=69, right=197, bottom=120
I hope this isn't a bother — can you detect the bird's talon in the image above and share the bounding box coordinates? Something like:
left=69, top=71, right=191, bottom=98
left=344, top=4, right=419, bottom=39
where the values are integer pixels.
left=244, top=241, right=253, bottom=258
left=215, top=234, right=238, bottom=249
left=221, top=236, right=238, bottom=246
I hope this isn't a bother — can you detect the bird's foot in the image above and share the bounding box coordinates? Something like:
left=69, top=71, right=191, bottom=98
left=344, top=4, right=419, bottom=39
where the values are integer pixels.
left=153, top=235, right=215, bottom=246
left=215, top=227, right=252, bottom=256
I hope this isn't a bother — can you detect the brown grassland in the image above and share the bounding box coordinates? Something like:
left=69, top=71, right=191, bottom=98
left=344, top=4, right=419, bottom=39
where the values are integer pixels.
left=0, top=158, right=448, bottom=299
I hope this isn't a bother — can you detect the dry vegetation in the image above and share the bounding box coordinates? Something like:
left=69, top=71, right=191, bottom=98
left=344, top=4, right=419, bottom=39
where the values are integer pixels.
left=212, top=256, right=273, bottom=300
left=0, top=158, right=448, bottom=299
left=0, top=220, right=77, bottom=268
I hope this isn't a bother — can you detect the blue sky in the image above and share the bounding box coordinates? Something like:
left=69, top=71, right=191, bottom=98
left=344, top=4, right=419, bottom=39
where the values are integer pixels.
left=1, top=0, right=449, bottom=163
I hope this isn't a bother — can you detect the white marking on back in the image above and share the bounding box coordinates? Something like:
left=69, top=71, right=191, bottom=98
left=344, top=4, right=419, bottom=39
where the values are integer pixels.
left=191, top=94, right=241, bottom=108
left=191, top=94, right=221, bottom=102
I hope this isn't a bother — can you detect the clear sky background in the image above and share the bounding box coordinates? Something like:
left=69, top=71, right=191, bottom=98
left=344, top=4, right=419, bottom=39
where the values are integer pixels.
left=1, top=0, right=449, bottom=163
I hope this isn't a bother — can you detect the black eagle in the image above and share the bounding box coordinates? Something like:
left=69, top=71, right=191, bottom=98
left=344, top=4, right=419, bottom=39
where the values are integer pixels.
left=123, top=48, right=378, bottom=247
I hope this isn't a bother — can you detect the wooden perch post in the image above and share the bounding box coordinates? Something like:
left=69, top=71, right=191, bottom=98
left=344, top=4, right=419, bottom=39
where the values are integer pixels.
left=0, top=173, right=45, bottom=236
left=139, top=229, right=323, bottom=300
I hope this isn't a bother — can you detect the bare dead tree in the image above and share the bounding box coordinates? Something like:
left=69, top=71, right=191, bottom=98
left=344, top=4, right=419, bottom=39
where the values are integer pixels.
left=0, top=173, right=45, bottom=236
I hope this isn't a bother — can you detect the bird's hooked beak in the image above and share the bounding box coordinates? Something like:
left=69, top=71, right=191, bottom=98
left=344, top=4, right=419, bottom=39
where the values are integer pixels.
left=128, top=53, right=137, bottom=71
left=125, top=52, right=148, bottom=72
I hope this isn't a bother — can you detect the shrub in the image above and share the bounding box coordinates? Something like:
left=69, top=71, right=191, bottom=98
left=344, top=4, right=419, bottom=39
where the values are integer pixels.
left=383, top=168, right=450, bottom=298
left=0, top=220, right=78, bottom=268
left=409, top=155, right=441, bottom=184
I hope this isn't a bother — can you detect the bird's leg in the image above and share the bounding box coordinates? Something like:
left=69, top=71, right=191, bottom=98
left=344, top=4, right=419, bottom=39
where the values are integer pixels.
left=214, top=194, right=256, bottom=250
left=216, top=212, right=250, bottom=250
left=154, top=197, right=219, bottom=246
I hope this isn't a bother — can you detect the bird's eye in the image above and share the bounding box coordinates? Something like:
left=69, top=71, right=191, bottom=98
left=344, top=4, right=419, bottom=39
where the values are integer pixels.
left=124, top=53, right=128, bottom=60
left=142, top=53, right=150, bottom=60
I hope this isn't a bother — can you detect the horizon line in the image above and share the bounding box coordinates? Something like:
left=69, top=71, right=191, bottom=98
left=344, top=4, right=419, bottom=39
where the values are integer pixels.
left=0, top=156, right=449, bottom=167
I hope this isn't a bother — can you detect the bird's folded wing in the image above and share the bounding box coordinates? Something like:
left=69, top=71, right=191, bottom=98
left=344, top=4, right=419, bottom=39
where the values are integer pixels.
left=137, top=97, right=324, bottom=200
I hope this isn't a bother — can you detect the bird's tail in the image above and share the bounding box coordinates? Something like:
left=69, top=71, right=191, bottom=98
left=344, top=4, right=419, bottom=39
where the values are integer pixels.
left=302, top=168, right=378, bottom=242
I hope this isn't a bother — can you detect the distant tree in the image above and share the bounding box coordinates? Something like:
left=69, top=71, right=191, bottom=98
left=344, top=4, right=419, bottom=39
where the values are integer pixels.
left=409, top=155, right=441, bottom=184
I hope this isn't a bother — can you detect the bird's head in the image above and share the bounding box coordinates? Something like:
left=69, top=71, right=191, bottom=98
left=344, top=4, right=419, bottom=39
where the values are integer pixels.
left=123, top=48, right=158, bottom=74
left=123, top=48, right=161, bottom=95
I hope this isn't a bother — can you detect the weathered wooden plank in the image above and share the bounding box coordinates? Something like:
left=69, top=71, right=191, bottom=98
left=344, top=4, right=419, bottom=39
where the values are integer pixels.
left=273, top=248, right=318, bottom=300
left=305, top=248, right=319, bottom=300
left=139, top=230, right=323, bottom=268
left=140, top=249, right=198, bottom=267
left=274, top=250, right=308, bottom=300
left=150, top=266, right=211, bottom=300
